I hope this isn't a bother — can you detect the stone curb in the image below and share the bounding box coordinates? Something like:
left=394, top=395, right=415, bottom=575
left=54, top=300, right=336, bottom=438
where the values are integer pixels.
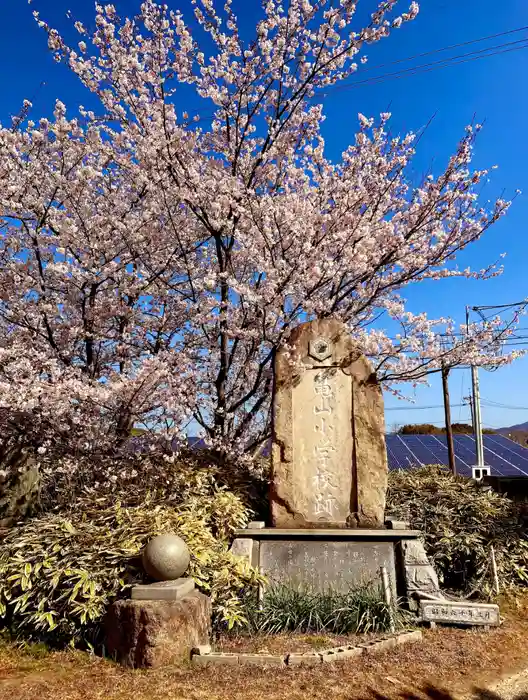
left=191, top=629, right=423, bottom=667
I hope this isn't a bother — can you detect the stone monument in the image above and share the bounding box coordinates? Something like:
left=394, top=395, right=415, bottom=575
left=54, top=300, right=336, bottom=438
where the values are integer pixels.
left=231, top=319, right=498, bottom=625
left=231, top=318, right=423, bottom=601
left=271, top=317, right=387, bottom=529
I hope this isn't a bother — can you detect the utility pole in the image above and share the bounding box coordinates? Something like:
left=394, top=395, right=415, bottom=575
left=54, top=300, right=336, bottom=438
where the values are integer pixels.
left=465, top=394, right=474, bottom=427
left=471, top=364, right=485, bottom=468
left=441, top=364, right=456, bottom=475
left=466, top=306, right=486, bottom=469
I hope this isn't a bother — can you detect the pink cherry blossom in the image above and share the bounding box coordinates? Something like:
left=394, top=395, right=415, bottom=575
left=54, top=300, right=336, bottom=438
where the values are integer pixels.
left=0, top=0, right=519, bottom=467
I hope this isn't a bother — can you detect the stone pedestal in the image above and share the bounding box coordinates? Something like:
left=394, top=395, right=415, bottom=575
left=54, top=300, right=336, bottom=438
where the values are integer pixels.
left=131, top=577, right=195, bottom=601
left=105, top=591, right=211, bottom=668
left=231, top=528, right=422, bottom=601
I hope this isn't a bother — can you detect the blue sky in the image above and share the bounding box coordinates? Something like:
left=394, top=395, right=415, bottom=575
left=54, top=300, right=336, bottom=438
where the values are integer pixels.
left=1, top=0, right=528, bottom=432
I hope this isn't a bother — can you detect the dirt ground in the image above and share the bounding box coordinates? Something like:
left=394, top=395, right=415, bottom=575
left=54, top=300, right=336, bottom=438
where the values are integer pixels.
left=488, top=669, right=528, bottom=700
left=1, top=595, right=527, bottom=700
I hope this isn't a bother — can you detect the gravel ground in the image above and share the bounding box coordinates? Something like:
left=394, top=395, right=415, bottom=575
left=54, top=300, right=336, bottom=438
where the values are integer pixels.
left=488, top=669, right=528, bottom=699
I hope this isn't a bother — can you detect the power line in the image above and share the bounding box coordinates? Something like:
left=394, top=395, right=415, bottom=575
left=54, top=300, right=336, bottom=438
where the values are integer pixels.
left=471, top=300, right=528, bottom=311
left=320, top=40, right=528, bottom=95
left=345, top=25, right=528, bottom=76
left=386, top=403, right=466, bottom=411
left=481, top=399, right=528, bottom=411
left=189, top=25, right=528, bottom=124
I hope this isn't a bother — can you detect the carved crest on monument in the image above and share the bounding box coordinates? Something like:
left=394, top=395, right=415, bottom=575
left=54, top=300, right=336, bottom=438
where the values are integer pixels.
left=308, top=337, right=333, bottom=363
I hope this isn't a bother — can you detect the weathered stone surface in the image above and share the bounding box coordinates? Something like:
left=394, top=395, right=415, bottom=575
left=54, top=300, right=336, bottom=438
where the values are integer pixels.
left=404, top=565, right=442, bottom=593
left=385, top=519, right=410, bottom=530
left=142, top=533, right=190, bottom=581
left=131, top=578, right=195, bottom=601
left=400, top=540, right=431, bottom=566
left=271, top=318, right=387, bottom=529
left=420, top=600, right=500, bottom=627
left=230, top=537, right=258, bottom=567
left=399, top=539, right=443, bottom=610
left=105, top=591, right=211, bottom=668
left=259, top=539, right=396, bottom=599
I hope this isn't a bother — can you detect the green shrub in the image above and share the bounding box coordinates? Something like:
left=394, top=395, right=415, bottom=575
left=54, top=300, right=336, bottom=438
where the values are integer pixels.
left=0, top=488, right=263, bottom=647
left=239, top=582, right=411, bottom=635
left=387, top=466, right=528, bottom=594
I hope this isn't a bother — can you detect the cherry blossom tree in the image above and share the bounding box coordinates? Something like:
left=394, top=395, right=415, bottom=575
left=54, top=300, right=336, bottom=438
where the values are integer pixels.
left=0, top=0, right=520, bottom=461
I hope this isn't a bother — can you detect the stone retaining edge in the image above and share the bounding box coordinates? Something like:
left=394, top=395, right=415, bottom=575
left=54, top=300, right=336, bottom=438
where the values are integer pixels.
left=191, top=628, right=422, bottom=667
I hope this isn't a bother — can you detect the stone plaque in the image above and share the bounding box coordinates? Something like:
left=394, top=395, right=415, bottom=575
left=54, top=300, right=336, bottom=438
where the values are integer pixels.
left=420, top=600, right=500, bottom=627
left=259, top=539, right=396, bottom=599
left=271, top=318, right=388, bottom=528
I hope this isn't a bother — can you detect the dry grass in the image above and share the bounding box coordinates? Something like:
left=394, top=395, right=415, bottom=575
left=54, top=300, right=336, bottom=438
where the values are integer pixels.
left=216, top=630, right=381, bottom=654
left=1, top=595, right=527, bottom=700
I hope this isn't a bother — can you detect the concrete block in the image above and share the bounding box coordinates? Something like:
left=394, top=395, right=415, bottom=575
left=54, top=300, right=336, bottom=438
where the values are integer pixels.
left=358, top=637, right=396, bottom=654
left=395, top=629, right=422, bottom=645
left=321, top=648, right=348, bottom=663
left=371, top=637, right=397, bottom=653
left=247, top=521, right=266, bottom=529
left=239, top=654, right=286, bottom=667
left=287, top=653, right=322, bottom=666
left=192, top=652, right=240, bottom=666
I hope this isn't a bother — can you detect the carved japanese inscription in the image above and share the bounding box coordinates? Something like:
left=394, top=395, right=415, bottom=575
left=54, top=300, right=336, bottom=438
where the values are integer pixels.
left=271, top=318, right=388, bottom=529
left=293, top=367, right=352, bottom=523
left=420, top=601, right=500, bottom=627
left=260, top=540, right=397, bottom=598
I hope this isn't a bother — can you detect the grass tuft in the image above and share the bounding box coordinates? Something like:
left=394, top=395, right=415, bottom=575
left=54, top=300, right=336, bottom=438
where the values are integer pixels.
left=238, top=581, right=412, bottom=635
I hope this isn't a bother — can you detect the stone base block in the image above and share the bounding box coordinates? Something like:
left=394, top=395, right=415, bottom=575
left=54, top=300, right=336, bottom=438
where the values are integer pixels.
left=131, top=578, right=195, bottom=601
left=105, top=591, right=211, bottom=668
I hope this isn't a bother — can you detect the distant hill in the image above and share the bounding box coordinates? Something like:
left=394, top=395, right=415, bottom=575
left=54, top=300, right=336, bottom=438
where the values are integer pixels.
left=497, top=421, right=528, bottom=433
left=397, top=423, right=495, bottom=435
left=496, top=423, right=528, bottom=448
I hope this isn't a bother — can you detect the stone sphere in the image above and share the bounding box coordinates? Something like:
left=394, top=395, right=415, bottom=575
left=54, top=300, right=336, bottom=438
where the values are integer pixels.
left=142, top=533, right=190, bottom=581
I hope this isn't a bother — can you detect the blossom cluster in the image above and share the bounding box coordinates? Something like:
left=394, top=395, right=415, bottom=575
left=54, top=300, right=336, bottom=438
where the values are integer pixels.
left=0, top=1, right=517, bottom=464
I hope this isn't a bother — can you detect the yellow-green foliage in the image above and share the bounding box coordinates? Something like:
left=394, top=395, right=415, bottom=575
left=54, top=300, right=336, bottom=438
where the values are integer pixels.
left=387, top=466, right=528, bottom=594
left=0, top=486, right=263, bottom=646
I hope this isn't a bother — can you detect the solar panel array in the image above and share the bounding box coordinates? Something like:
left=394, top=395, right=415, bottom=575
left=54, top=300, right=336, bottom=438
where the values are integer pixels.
left=386, top=434, right=528, bottom=477
left=184, top=433, right=528, bottom=478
